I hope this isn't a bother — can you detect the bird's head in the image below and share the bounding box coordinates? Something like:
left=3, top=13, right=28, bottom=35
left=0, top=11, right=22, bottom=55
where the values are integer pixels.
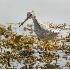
left=27, top=11, right=36, bottom=19
left=19, top=11, right=35, bottom=27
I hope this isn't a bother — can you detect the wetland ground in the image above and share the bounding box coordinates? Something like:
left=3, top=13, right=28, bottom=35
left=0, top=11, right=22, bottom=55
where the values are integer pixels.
left=0, top=23, right=70, bottom=69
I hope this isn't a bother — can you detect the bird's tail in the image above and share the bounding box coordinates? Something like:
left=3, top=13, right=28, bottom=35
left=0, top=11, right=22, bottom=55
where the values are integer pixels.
left=64, top=24, right=70, bottom=30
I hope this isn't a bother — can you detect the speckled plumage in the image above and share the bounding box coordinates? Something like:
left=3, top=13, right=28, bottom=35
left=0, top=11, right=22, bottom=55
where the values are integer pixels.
left=33, top=17, right=61, bottom=41
left=19, top=11, right=70, bottom=41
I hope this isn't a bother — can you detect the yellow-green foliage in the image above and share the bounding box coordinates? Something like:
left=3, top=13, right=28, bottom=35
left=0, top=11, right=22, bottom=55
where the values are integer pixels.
left=0, top=23, right=70, bottom=69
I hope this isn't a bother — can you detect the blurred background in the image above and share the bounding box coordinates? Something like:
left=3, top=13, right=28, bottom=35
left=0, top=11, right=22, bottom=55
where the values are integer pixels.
left=0, top=0, right=70, bottom=25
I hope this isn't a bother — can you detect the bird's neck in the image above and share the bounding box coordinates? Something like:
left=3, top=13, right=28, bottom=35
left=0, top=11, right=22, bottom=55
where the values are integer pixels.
left=32, top=15, right=40, bottom=25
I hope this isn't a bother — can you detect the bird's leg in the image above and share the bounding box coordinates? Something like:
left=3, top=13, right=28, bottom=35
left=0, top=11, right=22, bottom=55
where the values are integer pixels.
left=37, top=38, right=57, bottom=51
left=51, top=39, right=59, bottom=49
left=43, top=39, right=59, bottom=51
left=0, top=35, right=1, bottom=41
left=37, top=38, right=44, bottom=49
left=43, top=41, right=52, bottom=51
left=37, top=38, right=41, bottom=42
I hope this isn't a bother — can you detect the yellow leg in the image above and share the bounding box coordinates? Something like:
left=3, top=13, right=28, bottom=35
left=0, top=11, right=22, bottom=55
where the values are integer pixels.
left=43, top=41, right=52, bottom=51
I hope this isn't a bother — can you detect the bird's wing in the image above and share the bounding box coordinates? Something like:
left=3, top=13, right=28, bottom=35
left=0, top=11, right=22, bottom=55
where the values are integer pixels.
left=49, top=28, right=61, bottom=34
left=43, top=22, right=61, bottom=34
left=40, top=22, right=61, bottom=34
left=49, top=23, right=70, bottom=30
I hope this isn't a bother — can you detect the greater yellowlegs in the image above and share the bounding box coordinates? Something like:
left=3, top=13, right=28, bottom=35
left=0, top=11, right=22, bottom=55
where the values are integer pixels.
left=19, top=11, right=69, bottom=41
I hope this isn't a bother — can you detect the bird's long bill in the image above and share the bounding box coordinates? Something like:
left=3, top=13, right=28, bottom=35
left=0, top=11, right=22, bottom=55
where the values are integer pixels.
left=19, top=14, right=32, bottom=27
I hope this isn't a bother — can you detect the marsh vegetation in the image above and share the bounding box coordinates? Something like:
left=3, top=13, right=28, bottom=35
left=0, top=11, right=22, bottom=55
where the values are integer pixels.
left=0, top=23, right=70, bottom=69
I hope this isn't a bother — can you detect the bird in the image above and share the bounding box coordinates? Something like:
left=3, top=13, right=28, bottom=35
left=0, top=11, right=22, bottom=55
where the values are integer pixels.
left=19, top=11, right=70, bottom=41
